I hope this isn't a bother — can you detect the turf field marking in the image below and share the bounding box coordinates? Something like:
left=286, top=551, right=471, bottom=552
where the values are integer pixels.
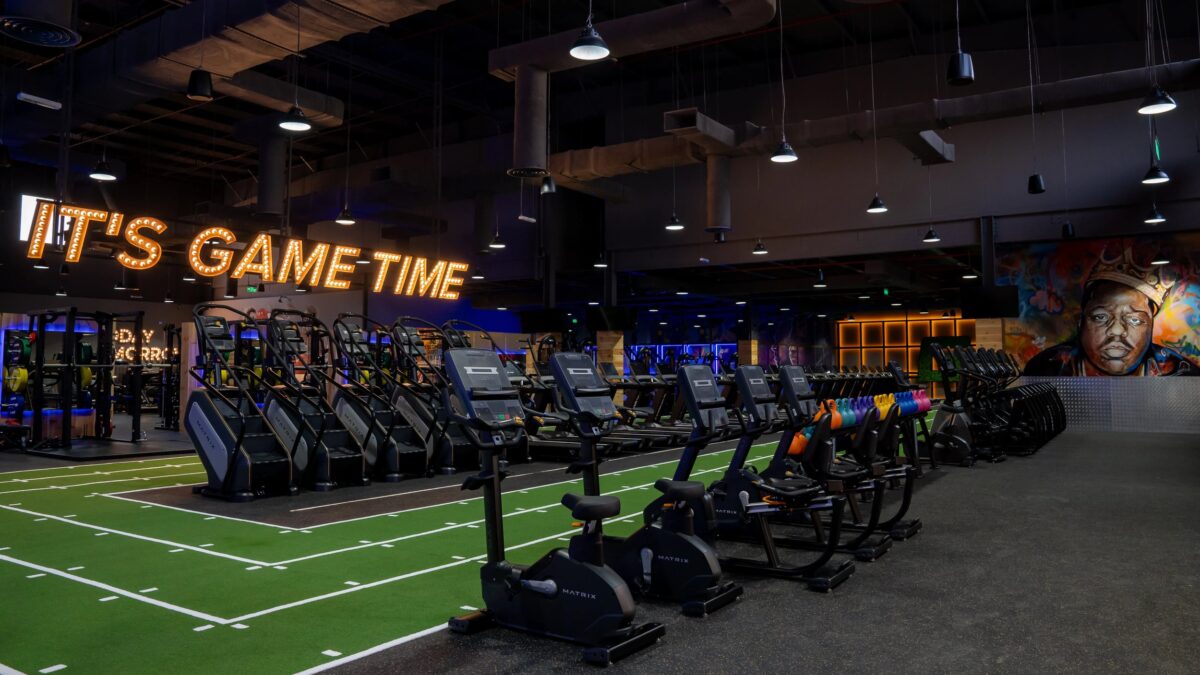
left=26, top=573, right=45, bottom=579
left=0, top=471, right=205, bottom=496
left=98, top=596, right=118, bottom=602
left=232, top=624, right=248, bottom=630
left=293, top=624, right=448, bottom=675
left=0, top=554, right=228, bottom=625
left=0, top=662, right=23, bottom=675
left=139, top=587, right=158, bottom=593
left=38, top=665, right=66, bottom=674
left=0, top=455, right=195, bottom=476
left=0, top=462, right=201, bottom=485
left=102, top=493, right=307, bottom=531
left=0, top=505, right=272, bottom=566
left=321, top=650, right=342, bottom=658
left=66, top=566, right=84, bottom=571
left=193, top=625, right=213, bottom=633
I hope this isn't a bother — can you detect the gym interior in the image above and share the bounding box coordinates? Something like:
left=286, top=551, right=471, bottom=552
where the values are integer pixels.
left=1, top=1, right=1198, bottom=673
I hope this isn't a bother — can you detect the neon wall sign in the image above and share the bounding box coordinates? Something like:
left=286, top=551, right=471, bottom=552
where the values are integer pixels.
left=26, top=201, right=470, bottom=301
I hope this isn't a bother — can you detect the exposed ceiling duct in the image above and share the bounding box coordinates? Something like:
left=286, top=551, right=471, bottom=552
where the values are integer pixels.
left=3, top=0, right=456, bottom=152
left=490, top=0, right=778, bottom=177
left=547, top=59, right=1200, bottom=189
left=0, top=0, right=80, bottom=48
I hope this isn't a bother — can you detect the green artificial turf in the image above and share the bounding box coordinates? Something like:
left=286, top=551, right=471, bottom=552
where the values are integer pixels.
left=0, top=443, right=778, bottom=674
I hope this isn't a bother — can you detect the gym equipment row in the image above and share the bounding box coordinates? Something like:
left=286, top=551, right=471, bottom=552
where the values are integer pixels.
left=446, top=348, right=938, bottom=664
left=928, top=344, right=1066, bottom=465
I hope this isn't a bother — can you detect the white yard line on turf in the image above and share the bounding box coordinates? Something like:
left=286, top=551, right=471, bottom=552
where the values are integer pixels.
left=0, top=472, right=206, bottom=496
left=0, top=456, right=195, bottom=477
left=0, top=463, right=201, bottom=485
left=0, top=506, right=272, bottom=567
left=292, top=624, right=447, bottom=675
left=0, top=662, right=25, bottom=675
left=0, top=554, right=229, bottom=624
left=99, top=493, right=297, bottom=531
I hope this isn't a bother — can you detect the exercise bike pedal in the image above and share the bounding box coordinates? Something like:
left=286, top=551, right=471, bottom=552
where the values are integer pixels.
left=580, top=621, right=666, bottom=666
left=680, top=582, right=744, bottom=618
left=448, top=609, right=495, bottom=635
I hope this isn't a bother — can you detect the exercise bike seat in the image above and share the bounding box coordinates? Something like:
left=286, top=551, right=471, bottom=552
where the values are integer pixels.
left=561, top=493, right=621, bottom=521
left=653, top=478, right=706, bottom=501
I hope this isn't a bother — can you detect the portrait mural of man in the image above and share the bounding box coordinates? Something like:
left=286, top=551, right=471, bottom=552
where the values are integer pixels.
left=998, top=239, right=1199, bottom=377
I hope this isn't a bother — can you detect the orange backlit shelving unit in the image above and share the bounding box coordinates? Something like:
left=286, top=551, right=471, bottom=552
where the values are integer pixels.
left=837, top=312, right=976, bottom=397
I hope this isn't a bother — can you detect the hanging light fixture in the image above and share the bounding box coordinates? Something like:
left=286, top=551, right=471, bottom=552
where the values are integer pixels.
left=279, top=7, right=311, bottom=132
left=813, top=268, right=827, bottom=288
left=356, top=250, right=371, bottom=265
left=1142, top=118, right=1170, bottom=184
left=186, top=2, right=214, bottom=102
left=540, top=175, right=557, bottom=195
left=224, top=277, right=237, bottom=299
left=922, top=227, right=942, bottom=243
left=593, top=253, right=608, bottom=269
left=295, top=283, right=309, bottom=293
left=182, top=268, right=197, bottom=282
left=752, top=239, right=769, bottom=255
left=55, top=287, right=67, bottom=297
left=570, top=1, right=609, bottom=61
left=1024, top=0, right=1045, bottom=195
left=1150, top=252, right=1170, bottom=265
left=470, top=272, right=485, bottom=280
left=89, top=151, right=117, bottom=182
left=866, top=9, right=886, bottom=213
left=770, top=5, right=798, bottom=163
left=113, top=268, right=128, bottom=291
left=163, top=293, right=175, bottom=304
left=962, top=272, right=979, bottom=280
left=947, top=0, right=976, bottom=86
left=488, top=216, right=506, bottom=249
left=664, top=213, right=684, bottom=231
left=1142, top=164, right=1169, bottom=184
left=1138, top=86, right=1177, bottom=115
left=58, top=263, right=69, bottom=276
left=33, top=260, right=50, bottom=270
left=1136, top=2, right=1176, bottom=114
left=1144, top=202, right=1166, bottom=225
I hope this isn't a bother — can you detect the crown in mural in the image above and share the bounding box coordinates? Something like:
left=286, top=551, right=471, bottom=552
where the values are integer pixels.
left=1086, top=247, right=1175, bottom=308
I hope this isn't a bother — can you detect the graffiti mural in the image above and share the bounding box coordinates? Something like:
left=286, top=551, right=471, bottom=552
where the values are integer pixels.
left=996, top=235, right=1199, bottom=376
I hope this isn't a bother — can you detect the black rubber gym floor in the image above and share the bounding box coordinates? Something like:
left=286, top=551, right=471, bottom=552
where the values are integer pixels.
left=331, top=430, right=1200, bottom=674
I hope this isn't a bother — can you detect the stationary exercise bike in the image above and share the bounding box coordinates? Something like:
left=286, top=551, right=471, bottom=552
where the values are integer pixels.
left=444, top=348, right=664, bottom=665
left=549, top=351, right=743, bottom=616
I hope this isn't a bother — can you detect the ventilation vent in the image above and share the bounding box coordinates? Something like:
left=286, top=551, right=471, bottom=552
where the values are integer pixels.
left=1, top=1, right=81, bottom=48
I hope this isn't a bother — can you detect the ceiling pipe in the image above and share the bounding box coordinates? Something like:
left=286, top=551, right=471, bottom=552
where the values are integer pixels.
left=491, top=0, right=777, bottom=177
left=2, top=0, right=457, bottom=151
left=546, top=59, right=1200, bottom=188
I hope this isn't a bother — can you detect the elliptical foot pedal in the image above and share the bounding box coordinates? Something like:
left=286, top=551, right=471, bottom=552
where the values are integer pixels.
left=802, top=559, right=856, bottom=593
left=580, top=621, right=665, bottom=666
left=681, top=582, right=744, bottom=617
left=889, top=518, right=922, bottom=540
left=448, top=609, right=495, bottom=635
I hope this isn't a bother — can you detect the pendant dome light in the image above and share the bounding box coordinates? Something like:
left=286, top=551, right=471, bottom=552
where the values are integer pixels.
left=752, top=239, right=769, bottom=255
left=947, top=0, right=976, bottom=86
left=33, top=261, right=50, bottom=270
left=1144, top=202, right=1166, bottom=225
left=186, top=1, right=214, bottom=102
left=770, top=4, right=798, bottom=164
left=570, top=1, right=609, bottom=61
left=593, top=252, right=609, bottom=269
left=1024, top=0, right=1045, bottom=194
left=1141, top=118, right=1170, bottom=184
left=922, top=227, right=942, bottom=243
left=488, top=215, right=506, bottom=249
left=279, top=6, right=311, bottom=133
left=1138, top=3, right=1177, bottom=115
left=540, top=175, right=556, bottom=195
left=813, top=268, right=827, bottom=288
left=1061, top=220, right=1076, bottom=239
left=866, top=9, right=886, bottom=213
left=1150, top=252, right=1170, bottom=265
left=89, top=149, right=117, bottom=182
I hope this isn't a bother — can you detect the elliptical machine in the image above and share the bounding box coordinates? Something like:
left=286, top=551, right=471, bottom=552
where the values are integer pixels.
left=445, top=348, right=665, bottom=665
left=549, top=351, right=743, bottom=616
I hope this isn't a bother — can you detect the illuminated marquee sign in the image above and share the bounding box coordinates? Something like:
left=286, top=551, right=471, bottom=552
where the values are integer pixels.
left=114, top=328, right=177, bottom=362
left=26, top=201, right=469, bottom=300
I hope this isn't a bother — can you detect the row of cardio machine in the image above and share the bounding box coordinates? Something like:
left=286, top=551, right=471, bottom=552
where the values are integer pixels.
left=443, top=345, right=935, bottom=664
left=184, top=304, right=513, bottom=501
left=927, top=344, right=1066, bottom=465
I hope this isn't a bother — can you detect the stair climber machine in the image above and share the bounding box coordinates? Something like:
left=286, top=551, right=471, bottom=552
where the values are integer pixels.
left=330, top=314, right=428, bottom=480
left=653, top=364, right=856, bottom=592
left=444, top=347, right=666, bottom=665
left=550, top=351, right=743, bottom=616
left=389, top=316, right=479, bottom=471
left=184, top=304, right=295, bottom=501
left=774, top=366, right=921, bottom=542
left=260, top=311, right=368, bottom=490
